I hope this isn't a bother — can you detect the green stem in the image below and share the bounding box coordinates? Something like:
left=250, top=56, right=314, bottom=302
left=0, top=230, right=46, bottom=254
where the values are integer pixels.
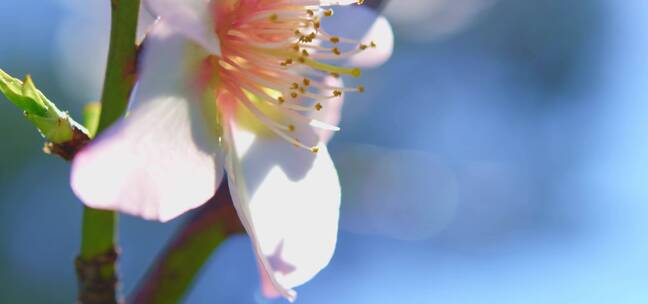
left=97, top=0, right=140, bottom=134
left=76, top=0, right=140, bottom=303
left=130, top=185, right=244, bottom=303
left=80, top=208, right=118, bottom=259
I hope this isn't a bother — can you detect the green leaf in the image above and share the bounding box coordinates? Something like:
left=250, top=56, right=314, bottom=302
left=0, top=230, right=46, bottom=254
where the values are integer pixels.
left=0, top=68, right=89, bottom=144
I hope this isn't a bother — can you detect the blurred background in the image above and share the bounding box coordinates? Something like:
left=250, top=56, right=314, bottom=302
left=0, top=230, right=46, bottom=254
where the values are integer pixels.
left=2, top=0, right=648, bottom=303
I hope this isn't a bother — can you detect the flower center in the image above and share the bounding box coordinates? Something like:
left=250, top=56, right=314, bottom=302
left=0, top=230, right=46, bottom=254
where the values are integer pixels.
left=211, top=0, right=373, bottom=153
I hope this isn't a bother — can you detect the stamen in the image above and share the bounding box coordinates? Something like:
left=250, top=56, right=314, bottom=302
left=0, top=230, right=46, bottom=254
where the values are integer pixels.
left=231, top=86, right=317, bottom=151
left=214, top=0, right=368, bottom=151
left=299, top=57, right=361, bottom=77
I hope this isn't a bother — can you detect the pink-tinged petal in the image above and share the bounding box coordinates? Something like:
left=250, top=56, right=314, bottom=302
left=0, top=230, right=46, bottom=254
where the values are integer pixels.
left=71, top=22, right=224, bottom=222
left=143, top=0, right=221, bottom=55
left=223, top=120, right=341, bottom=302
left=257, top=258, right=283, bottom=299
left=323, top=5, right=394, bottom=67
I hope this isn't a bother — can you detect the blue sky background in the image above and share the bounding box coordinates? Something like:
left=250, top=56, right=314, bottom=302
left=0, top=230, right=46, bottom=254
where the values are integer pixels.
left=1, top=0, right=648, bottom=303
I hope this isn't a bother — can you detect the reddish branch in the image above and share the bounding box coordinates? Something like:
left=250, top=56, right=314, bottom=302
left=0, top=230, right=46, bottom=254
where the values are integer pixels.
left=75, top=248, right=120, bottom=304
left=129, top=184, right=245, bottom=304
left=44, top=126, right=91, bottom=160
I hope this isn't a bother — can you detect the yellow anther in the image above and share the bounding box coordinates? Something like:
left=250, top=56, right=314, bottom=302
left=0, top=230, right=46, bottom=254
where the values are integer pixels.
left=357, top=0, right=365, bottom=4
left=281, top=58, right=293, bottom=66
left=351, top=68, right=361, bottom=78
left=216, top=2, right=373, bottom=153
left=370, top=41, right=377, bottom=48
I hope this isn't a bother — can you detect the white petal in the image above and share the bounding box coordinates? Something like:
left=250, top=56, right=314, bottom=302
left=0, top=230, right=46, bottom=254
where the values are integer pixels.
left=320, top=0, right=361, bottom=6
left=223, top=120, right=341, bottom=301
left=322, top=5, right=394, bottom=67
left=137, top=5, right=157, bottom=44
left=143, top=0, right=221, bottom=55
left=71, top=22, right=223, bottom=222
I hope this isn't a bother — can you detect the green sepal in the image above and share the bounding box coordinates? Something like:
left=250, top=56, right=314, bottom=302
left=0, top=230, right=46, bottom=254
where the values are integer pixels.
left=0, top=69, right=48, bottom=116
left=26, top=112, right=75, bottom=144
left=83, top=102, right=101, bottom=138
left=21, top=75, right=49, bottom=114
left=0, top=68, right=89, bottom=144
